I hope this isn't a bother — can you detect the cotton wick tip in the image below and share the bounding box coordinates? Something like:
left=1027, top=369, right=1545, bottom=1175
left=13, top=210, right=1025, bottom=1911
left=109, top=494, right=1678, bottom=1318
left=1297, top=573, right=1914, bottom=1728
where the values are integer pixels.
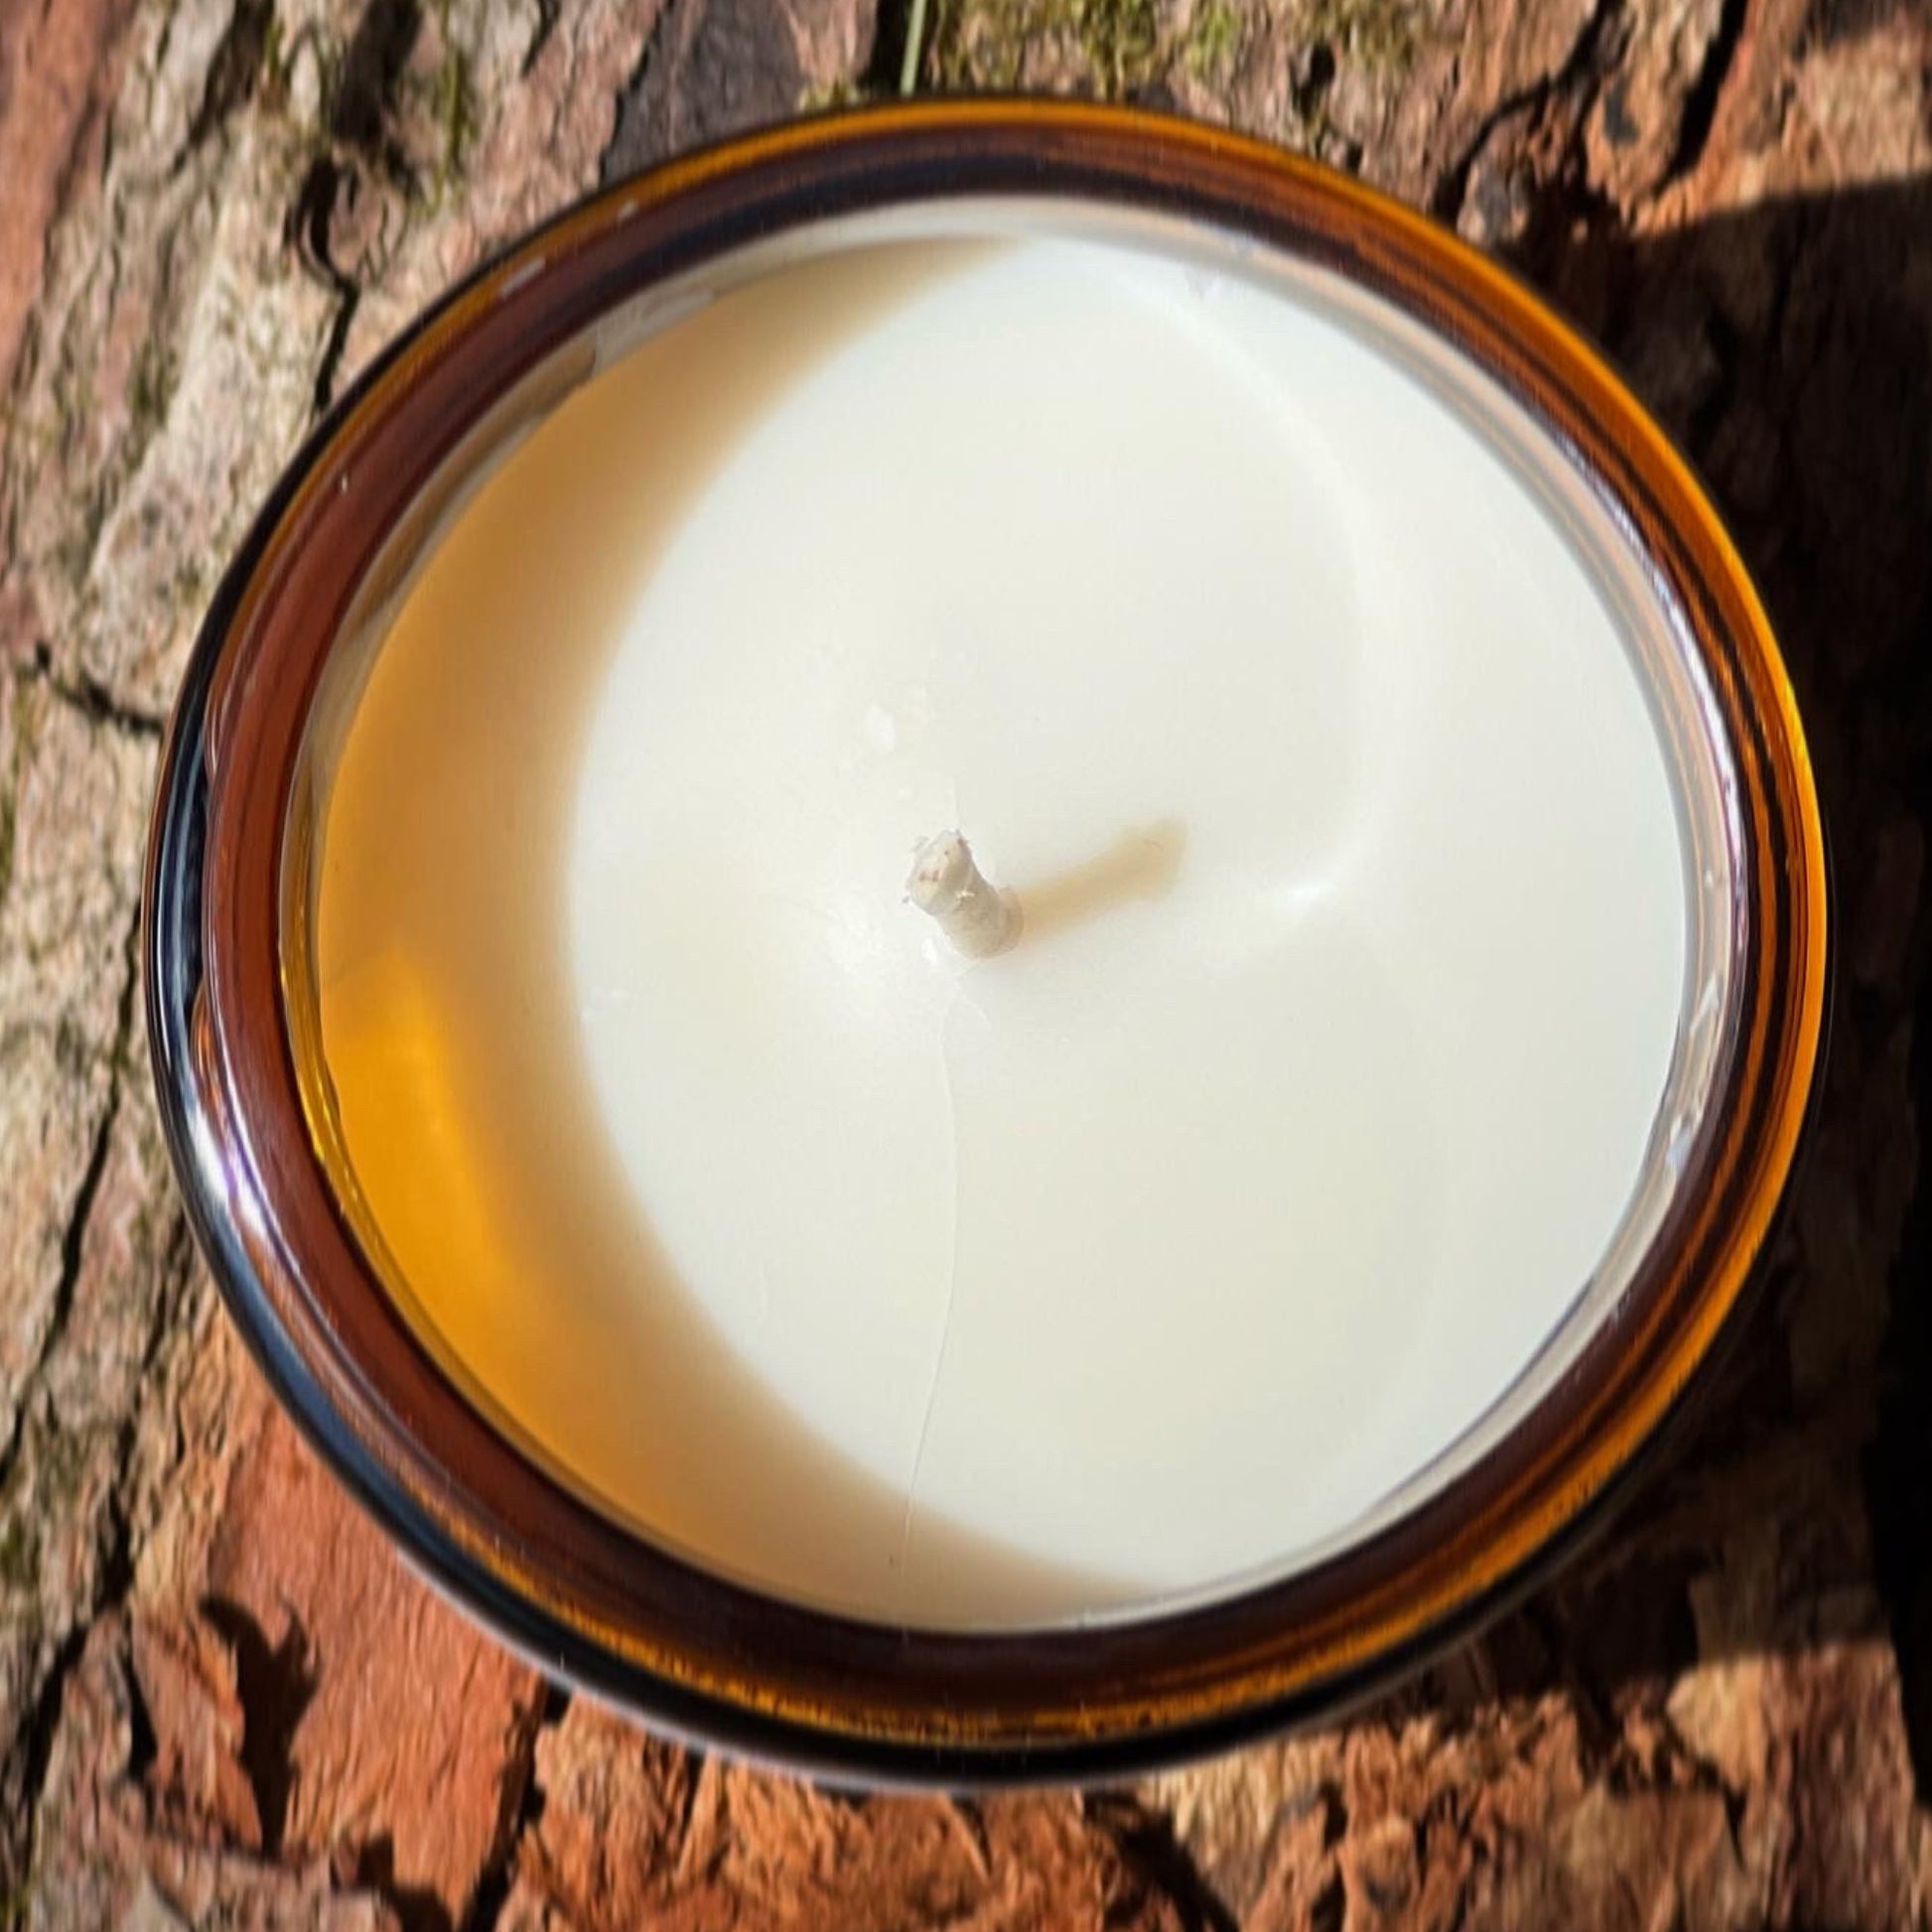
left=906, top=831, right=1022, bottom=959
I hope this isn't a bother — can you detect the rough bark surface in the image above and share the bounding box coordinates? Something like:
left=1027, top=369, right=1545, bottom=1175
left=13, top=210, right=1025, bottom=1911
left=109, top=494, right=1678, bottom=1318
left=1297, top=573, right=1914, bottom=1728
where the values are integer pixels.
left=1, top=0, right=1929, bottom=1924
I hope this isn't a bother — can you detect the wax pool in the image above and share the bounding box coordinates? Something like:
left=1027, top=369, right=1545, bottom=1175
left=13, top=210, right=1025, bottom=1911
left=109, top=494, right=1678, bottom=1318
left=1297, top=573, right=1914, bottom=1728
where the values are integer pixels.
left=313, top=234, right=1689, bottom=1628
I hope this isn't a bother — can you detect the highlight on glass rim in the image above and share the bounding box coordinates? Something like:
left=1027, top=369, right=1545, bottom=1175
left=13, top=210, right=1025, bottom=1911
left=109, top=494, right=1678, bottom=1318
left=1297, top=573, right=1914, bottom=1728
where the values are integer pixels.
left=12, top=0, right=1922, bottom=1918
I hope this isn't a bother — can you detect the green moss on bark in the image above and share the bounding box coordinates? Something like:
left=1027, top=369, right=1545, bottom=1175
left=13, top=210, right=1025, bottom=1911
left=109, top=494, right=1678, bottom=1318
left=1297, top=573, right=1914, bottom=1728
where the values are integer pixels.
left=934, top=0, right=1163, bottom=95
left=1182, top=0, right=1242, bottom=80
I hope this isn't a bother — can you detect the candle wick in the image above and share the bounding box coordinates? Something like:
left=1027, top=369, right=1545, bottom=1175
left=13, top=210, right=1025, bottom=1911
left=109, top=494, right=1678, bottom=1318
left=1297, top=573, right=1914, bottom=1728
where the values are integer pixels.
left=906, top=831, right=1023, bottom=959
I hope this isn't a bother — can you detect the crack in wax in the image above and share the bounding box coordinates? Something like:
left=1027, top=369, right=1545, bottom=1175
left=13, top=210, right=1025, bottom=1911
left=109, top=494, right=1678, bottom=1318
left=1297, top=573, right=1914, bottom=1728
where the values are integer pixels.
left=312, top=234, right=1689, bottom=1629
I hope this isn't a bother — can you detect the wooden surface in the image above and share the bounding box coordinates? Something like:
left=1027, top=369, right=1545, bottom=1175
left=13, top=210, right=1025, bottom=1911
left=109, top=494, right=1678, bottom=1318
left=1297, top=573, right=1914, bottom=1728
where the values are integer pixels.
left=2, top=0, right=1930, bottom=1923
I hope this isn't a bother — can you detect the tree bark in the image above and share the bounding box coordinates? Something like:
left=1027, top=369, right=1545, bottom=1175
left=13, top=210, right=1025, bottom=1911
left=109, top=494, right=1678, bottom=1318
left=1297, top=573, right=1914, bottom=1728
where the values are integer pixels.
left=1, top=0, right=1927, bottom=1924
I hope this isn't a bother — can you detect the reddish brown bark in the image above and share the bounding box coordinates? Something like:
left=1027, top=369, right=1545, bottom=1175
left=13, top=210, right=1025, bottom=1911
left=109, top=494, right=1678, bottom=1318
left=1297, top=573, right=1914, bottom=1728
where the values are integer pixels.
left=2, top=0, right=1928, bottom=1924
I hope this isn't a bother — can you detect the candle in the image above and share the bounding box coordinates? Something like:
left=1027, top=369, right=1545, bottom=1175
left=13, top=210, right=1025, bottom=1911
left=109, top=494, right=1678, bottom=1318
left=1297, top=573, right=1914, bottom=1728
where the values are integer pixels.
left=312, top=233, right=1687, bottom=1628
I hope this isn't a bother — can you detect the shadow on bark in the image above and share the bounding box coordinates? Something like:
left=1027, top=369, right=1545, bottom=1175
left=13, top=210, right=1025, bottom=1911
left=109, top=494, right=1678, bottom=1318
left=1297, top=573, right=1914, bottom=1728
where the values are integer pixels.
left=1400, top=174, right=1932, bottom=1795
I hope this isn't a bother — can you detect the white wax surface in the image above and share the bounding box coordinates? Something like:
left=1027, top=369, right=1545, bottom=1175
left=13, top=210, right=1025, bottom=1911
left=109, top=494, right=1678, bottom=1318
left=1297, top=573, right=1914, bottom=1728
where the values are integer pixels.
left=316, top=235, right=1688, bottom=1628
